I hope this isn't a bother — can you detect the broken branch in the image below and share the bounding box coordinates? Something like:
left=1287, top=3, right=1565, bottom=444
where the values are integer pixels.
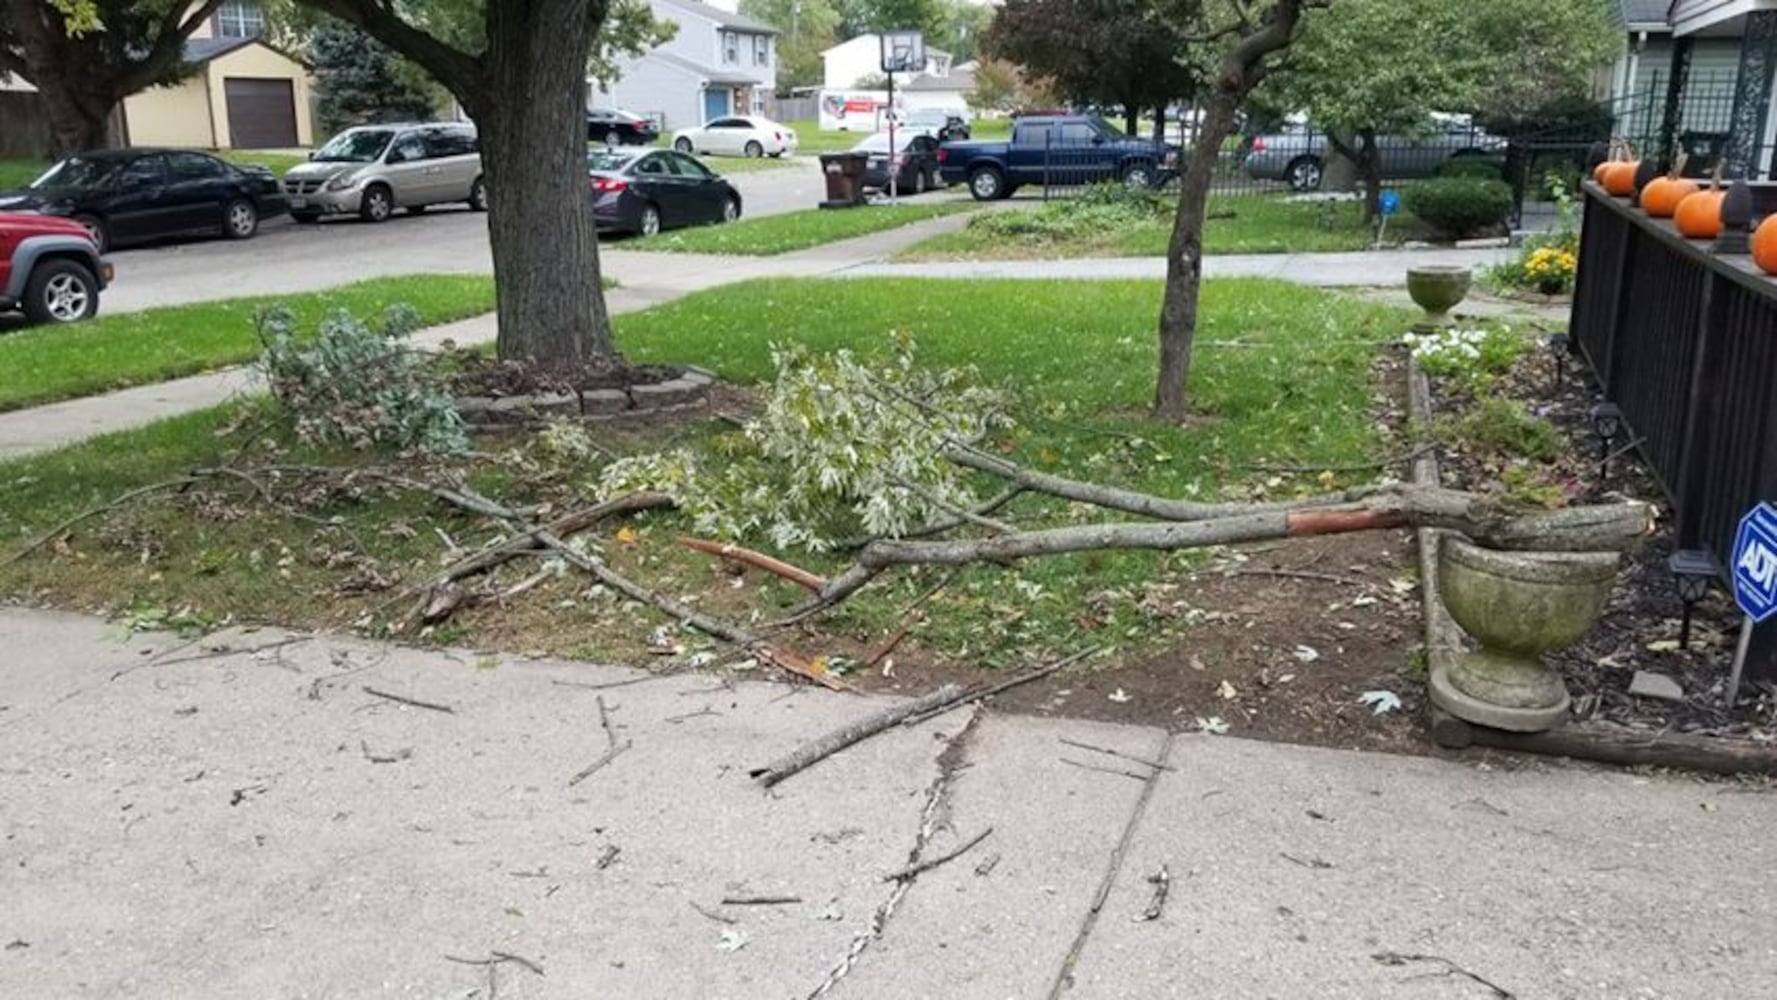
left=567, top=740, right=632, bottom=787
left=883, top=826, right=993, bottom=882
left=750, top=683, right=966, bottom=787
left=362, top=686, right=455, bottom=714
left=676, top=536, right=827, bottom=592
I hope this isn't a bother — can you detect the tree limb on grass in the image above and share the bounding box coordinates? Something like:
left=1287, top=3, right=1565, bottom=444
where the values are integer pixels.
left=676, top=536, right=827, bottom=592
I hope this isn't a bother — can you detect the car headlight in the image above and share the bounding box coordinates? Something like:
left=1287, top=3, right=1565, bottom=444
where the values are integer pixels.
left=324, top=172, right=359, bottom=192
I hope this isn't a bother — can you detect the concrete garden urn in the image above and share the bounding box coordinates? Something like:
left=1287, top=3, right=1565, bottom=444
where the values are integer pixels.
left=1406, top=265, right=1471, bottom=333
left=1430, top=535, right=1619, bottom=732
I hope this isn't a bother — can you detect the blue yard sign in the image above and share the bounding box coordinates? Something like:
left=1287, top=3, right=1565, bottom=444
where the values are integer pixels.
left=1378, top=189, right=1401, bottom=217
left=1731, top=502, right=1777, bottom=623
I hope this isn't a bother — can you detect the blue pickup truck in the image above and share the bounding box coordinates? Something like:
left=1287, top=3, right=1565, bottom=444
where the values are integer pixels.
left=936, top=115, right=1179, bottom=201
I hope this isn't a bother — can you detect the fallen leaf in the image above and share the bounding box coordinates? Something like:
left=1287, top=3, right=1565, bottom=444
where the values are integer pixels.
left=1195, top=716, right=1230, bottom=735
left=1292, top=645, right=1320, bottom=663
left=1107, top=688, right=1132, bottom=704
left=615, top=526, right=639, bottom=544
left=1217, top=679, right=1238, bottom=700
left=1645, top=639, right=1681, bottom=653
left=1359, top=690, right=1402, bottom=715
left=717, top=929, right=750, bottom=952
left=1388, top=577, right=1416, bottom=595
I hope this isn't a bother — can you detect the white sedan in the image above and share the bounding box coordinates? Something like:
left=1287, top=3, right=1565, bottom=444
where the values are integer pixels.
left=671, top=116, right=799, bottom=158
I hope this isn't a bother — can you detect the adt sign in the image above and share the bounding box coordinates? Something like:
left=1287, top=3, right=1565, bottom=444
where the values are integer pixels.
left=1732, top=502, right=1777, bottom=623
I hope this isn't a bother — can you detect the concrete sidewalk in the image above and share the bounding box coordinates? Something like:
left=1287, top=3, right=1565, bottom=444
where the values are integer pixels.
left=1, top=606, right=1772, bottom=999
left=841, top=246, right=1513, bottom=286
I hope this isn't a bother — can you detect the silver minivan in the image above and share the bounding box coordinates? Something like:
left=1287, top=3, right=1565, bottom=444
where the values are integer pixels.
left=284, top=123, right=486, bottom=223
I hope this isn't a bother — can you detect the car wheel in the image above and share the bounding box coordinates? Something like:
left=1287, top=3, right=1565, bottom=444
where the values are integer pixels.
left=721, top=196, right=740, bottom=224
left=912, top=169, right=928, bottom=194
left=359, top=184, right=394, bottom=223
left=224, top=198, right=259, bottom=239
left=468, top=176, right=489, bottom=212
left=1286, top=156, right=1324, bottom=192
left=72, top=214, right=108, bottom=253
left=674, top=137, right=694, bottom=153
left=22, top=259, right=98, bottom=325
left=968, top=166, right=1006, bottom=201
left=639, top=204, right=662, bottom=237
left=1122, top=162, right=1154, bottom=190
left=744, top=140, right=764, bottom=158
left=291, top=212, right=321, bottom=224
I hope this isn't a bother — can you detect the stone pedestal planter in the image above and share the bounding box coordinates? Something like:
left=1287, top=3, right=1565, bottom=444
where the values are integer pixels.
left=1406, top=265, right=1471, bottom=333
left=1430, top=535, right=1618, bottom=732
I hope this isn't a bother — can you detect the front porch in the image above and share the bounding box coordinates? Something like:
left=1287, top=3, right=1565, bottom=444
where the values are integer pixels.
left=1660, top=0, right=1777, bottom=176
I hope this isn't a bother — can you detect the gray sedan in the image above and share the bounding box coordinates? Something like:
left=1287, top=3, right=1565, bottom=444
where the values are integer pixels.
left=1242, top=120, right=1506, bottom=191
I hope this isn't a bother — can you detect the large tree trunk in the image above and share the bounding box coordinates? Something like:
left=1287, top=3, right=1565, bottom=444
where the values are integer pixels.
left=1326, top=129, right=1383, bottom=220
left=1154, top=90, right=1239, bottom=421
left=478, top=0, right=616, bottom=371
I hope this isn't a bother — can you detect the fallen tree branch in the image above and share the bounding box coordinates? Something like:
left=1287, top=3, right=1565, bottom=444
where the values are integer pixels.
left=901, top=646, right=1101, bottom=727
left=750, top=683, right=966, bottom=787
left=890, top=477, right=1014, bottom=534
left=676, top=536, right=827, bottom=592
left=883, top=826, right=993, bottom=882
left=5, top=476, right=204, bottom=565
left=362, top=686, right=455, bottom=714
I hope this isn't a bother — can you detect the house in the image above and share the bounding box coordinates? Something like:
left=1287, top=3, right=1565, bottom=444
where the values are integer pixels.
left=593, top=0, right=779, bottom=131
left=1638, top=0, right=1777, bottom=179
left=1, top=0, right=316, bottom=151
left=1603, top=0, right=1742, bottom=146
left=821, top=34, right=950, bottom=90
left=899, top=60, right=975, bottom=115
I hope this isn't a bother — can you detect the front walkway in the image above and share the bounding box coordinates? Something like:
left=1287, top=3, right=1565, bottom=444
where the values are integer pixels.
left=1, top=607, right=1770, bottom=998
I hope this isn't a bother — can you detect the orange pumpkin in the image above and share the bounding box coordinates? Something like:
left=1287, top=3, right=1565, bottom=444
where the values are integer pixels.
left=1593, top=159, right=1615, bottom=184
left=1640, top=157, right=1699, bottom=217
left=1753, top=216, right=1777, bottom=274
left=1601, top=160, right=1641, bottom=197
left=1675, top=189, right=1726, bottom=239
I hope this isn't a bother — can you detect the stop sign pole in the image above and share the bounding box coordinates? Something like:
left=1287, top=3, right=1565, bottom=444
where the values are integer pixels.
left=1727, top=502, right=1777, bottom=706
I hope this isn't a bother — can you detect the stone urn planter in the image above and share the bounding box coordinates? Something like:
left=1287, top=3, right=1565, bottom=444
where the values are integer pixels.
left=1406, top=265, right=1472, bottom=333
left=1430, top=535, right=1619, bottom=732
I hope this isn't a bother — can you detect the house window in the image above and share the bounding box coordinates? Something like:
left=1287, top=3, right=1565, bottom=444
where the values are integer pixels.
left=723, top=32, right=738, bottom=64
left=214, top=0, right=265, bottom=38
left=753, top=35, right=769, bottom=67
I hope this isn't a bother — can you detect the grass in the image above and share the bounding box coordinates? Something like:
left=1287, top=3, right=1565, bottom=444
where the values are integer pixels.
left=0, top=276, right=1410, bottom=667
left=0, top=158, right=42, bottom=189
left=0, top=275, right=495, bottom=412
left=629, top=201, right=974, bottom=255
left=902, top=195, right=1415, bottom=259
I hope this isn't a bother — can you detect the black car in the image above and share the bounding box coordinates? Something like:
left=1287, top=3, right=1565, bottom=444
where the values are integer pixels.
left=852, top=131, right=945, bottom=195
left=904, top=109, right=970, bottom=142
left=0, top=148, right=286, bottom=253
left=586, top=108, right=660, bottom=146
left=589, top=148, right=741, bottom=236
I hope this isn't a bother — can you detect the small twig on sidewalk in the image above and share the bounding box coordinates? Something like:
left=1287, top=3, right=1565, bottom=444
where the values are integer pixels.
left=1060, top=758, right=1151, bottom=781
left=720, top=895, right=803, bottom=906
left=1279, top=852, right=1335, bottom=870
left=567, top=741, right=632, bottom=787
left=666, top=707, right=720, bottom=724
left=362, top=685, right=455, bottom=714
left=596, top=695, right=619, bottom=748
left=550, top=674, right=663, bottom=692
left=444, top=950, right=545, bottom=976
left=1372, top=951, right=1514, bottom=999
left=690, top=901, right=737, bottom=925
left=595, top=845, right=621, bottom=870
left=1137, top=864, right=1170, bottom=922
left=1058, top=737, right=1175, bottom=772
left=883, top=827, right=993, bottom=883
left=359, top=740, right=412, bottom=764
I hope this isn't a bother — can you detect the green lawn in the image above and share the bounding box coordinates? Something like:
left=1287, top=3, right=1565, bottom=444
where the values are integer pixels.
left=0, top=275, right=1409, bottom=665
left=629, top=202, right=974, bottom=255
left=0, top=275, right=494, bottom=412
left=0, top=158, right=44, bottom=190
left=902, top=195, right=1411, bottom=258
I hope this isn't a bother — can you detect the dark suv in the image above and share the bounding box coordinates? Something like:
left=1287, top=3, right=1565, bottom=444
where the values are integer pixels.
left=0, top=211, right=111, bottom=324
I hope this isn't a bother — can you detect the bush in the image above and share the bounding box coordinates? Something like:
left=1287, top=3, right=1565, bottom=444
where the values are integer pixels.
left=1404, top=177, right=1513, bottom=239
left=257, top=303, right=467, bottom=454
left=1434, top=157, right=1505, bottom=181
left=1441, top=397, right=1560, bottom=462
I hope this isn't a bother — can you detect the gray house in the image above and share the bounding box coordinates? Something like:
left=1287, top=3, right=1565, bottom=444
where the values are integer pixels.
left=1638, top=0, right=1777, bottom=178
left=593, top=0, right=779, bottom=131
left=1608, top=0, right=1741, bottom=129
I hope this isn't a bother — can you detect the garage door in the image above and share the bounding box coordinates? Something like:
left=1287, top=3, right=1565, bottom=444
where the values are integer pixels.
left=224, top=78, right=297, bottom=149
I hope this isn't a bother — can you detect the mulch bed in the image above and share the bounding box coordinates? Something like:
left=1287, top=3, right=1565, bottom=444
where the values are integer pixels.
left=446, top=354, right=688, bottom=398
left=1427, top=335, right=1777, bottom=739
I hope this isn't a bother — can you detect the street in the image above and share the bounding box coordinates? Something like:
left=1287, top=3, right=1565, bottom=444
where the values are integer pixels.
left=97, top=158, right=830, bottom=313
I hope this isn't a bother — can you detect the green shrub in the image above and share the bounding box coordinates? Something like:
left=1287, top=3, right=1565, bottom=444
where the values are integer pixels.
left=1434, top=157, right=1505, bottom=181
left=1404, top=177, right=1514, bottom=239
left=1440, top=397, right=1559, bottom=462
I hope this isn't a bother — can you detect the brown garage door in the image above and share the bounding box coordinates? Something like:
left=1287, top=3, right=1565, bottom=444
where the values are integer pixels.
left=224, top=78, right=298, bottom=148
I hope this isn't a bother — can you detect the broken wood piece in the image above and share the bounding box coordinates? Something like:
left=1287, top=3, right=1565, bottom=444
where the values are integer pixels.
left=676, top=536, right=827, bottom=592
left=719, top=895, right=803, bottom=905
left=863, top=624, right=913, bottom=671
left=567, top=740, right=632, bottom=787
left=756, top=646, right=853, bottom=692
left=1138, top=864, right=1170, bottom=922
left=750, top=683, right=966, bottom=788
left=362, top=686, right=456, bottom=714
left=883, top=826, right=993, bottom=882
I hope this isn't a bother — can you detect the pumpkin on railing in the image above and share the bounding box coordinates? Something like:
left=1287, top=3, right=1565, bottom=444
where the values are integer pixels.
left=1673, top=164, right=1726, bottom=239
left=1598, top=140, right=1641, bottom=197
left=1640, top=155, right=1699, bottom=218
left=1753, top=215, right=1777, bottom=275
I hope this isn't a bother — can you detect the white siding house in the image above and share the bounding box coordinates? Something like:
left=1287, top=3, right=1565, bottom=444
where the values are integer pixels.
left=594, top=0, right=779, bottom=131
left=1608, top=0, right=1743, bottom=140
left=821, top=34, right=950, bottom=90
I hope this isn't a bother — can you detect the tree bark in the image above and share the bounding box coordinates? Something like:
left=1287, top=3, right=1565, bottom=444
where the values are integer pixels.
left=1326, top=129, right=1382, bottom=220
left=1154, top=0, right=1313, bottom=421
left=298, top=0, right=619, bottom=371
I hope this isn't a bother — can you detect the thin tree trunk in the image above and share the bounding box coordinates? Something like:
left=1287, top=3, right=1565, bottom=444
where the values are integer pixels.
left=1124, top=102, right=1140, bottom=137
left=1152, top=102, right=1166, bottom=146
left=1154, top=90, right=1239, bottom=421
left=480, top=0, right=616, bottom=371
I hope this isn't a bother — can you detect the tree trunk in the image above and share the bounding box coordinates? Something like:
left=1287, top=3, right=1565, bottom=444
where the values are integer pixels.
left=1124, top=103, right=1140, bottom=137
left=1152, top=103, right=1166, bottom=146
left=1154, top=90, right=1240, bottom=421
left=1322, top=129, right=1360, bottom=192
left=477, top=0, right=617, bottom=371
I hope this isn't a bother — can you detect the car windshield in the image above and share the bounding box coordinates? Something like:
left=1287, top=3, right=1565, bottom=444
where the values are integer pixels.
left=906, top=110, right=949, bottom=125
left=31, top=156, right=119, bottom=189
left=852, top=133, right=904, bottom=153
left=1091, top=117, right=1126, bottom=139
left=588, top=149, right=642, bottom=171
left=313, top=129, right=395, bottom=163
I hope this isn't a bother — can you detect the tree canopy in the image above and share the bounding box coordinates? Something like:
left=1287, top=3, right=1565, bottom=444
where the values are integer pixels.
left=983, top=0, right=1198, bottom=131
left=739, top=0, right=841, bottom=92
left=309, top=22, right=440, bottom=136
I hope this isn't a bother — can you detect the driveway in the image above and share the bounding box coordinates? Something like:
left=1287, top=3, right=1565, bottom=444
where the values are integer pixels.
left=95, top=158, right=829, bottom=313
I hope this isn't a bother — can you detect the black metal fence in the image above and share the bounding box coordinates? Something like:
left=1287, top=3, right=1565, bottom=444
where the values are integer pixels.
left=1033, top=137, right=1291, bottom=200
left=1570, top=182, right=1777, bottom=681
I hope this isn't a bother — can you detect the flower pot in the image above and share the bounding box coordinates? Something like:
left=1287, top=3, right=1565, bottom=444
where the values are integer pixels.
left=1406, top=265, right=1471, bottom=333
left=1430, top=535, right=1619, bottom=732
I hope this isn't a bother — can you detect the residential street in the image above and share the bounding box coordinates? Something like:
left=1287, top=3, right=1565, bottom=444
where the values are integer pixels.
left=1, top=607, right=1772, bottom=999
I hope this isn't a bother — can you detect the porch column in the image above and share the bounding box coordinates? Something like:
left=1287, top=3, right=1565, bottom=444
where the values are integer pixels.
left=1656, top=35, right=1693, bottom=169
left=1724, top=10, right=1777, bottom=179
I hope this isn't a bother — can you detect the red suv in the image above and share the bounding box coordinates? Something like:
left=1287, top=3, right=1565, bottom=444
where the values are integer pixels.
left=0, top=211, right=111, bottom=324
